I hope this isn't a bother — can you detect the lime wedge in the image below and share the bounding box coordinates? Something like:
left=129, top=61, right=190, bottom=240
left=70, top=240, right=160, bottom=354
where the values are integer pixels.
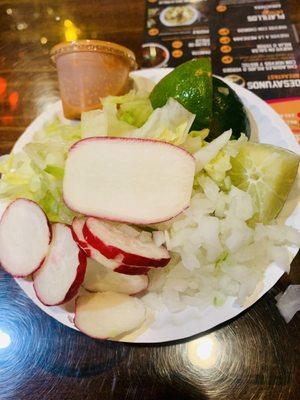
left=229, top=142, right=299, bottom=223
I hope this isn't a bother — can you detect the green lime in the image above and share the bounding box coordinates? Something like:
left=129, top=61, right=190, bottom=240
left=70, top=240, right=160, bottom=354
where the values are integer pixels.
left=209, top=77, right=250, bottom=142
left=150, top=58, right=213, bottom=131
left=229, top=142, right=299, bottom=223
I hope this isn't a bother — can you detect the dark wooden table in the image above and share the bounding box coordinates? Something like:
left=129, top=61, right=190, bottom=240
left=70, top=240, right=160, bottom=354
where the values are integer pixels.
left=0, top=1, right=299, bottom=399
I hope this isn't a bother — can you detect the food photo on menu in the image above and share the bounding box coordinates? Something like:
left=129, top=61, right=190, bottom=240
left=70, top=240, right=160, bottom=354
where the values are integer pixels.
left=0, top=0, right=299, bottom=399
left=142, top=0, right=210, bottom=68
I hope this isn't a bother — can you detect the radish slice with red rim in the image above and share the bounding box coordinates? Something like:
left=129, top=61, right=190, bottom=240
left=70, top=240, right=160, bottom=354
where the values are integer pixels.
left=71, top=217, right=91, bottom=255
left=33, top=223, right=86, bottom=306
left=84, top=218, right=170, bottom=267
left=72, top=217, right=123, bottom=270
left=73, top=217, right=158, bottom=275
left=0, top=199, right=51, bottom=277
left=63, top=137, right=195, bottom=224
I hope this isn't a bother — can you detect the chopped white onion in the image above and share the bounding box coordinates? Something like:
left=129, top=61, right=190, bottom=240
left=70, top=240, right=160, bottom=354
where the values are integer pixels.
left=144, top=180, right=300, bottom=312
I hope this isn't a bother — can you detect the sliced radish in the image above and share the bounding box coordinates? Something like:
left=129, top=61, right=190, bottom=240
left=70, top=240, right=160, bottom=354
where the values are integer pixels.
left=74, top=292, right=146, bottom=339
left=71, top=217, right=91, bottom=255
left=63, top=137, right=195, bottom=224
left=33, top=223, right=86, bottom=306
left=72, top=217, right=152, bottom=275
left=0, top=199, right=51, bottom=277
left=72, top=217, right=123, bottom=270
left=83, top=258, right=149, bottom=294
left=84, top=218, right=170, bottom=267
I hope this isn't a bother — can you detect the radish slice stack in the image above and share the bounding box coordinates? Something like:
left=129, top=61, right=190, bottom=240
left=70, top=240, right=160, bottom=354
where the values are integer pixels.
left=72, top=218, right=123, bottom=270
left=83, top=217, right=170, bottom=267
left=0, top=198, right=172, bottom=339
left=72, top=217, right=170, bottom=275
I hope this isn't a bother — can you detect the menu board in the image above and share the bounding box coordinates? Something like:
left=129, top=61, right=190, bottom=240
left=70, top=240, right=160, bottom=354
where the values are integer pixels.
left=142, top=0, right=300, bottom=141
left=210, top=1, right=300, bottom=140
left=142, top=0, right=210, bottom=68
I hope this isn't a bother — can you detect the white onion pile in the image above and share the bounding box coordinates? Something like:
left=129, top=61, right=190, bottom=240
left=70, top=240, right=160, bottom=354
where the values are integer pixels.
left=142, top=175, right=300, bottom=313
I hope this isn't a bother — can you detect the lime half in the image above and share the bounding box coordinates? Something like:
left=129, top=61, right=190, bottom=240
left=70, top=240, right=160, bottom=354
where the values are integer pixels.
left=229, top=142, right=299, bottom=223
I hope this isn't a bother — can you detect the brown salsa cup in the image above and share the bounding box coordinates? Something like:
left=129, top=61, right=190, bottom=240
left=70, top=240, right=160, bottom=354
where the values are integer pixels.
left=51, top=40, right=137, bottom=119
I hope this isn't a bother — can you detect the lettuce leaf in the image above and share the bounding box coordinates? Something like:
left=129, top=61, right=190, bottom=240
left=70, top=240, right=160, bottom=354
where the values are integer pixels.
left=0, top=118, right=81, bottom=223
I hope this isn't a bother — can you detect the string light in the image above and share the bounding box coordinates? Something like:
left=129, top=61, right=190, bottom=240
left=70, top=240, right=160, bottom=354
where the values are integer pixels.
left=64, top=19, right=80, bottom=41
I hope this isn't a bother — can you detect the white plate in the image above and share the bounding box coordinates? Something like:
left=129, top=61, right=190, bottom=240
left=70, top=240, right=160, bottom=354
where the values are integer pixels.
left=2, top=68, right=300, bottom=343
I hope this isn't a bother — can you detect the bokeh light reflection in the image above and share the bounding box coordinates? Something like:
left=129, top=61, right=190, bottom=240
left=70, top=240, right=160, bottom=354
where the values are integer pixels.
left=0, top=330, right=11, bottom=349
left=188, top=334, right=219, bottom=369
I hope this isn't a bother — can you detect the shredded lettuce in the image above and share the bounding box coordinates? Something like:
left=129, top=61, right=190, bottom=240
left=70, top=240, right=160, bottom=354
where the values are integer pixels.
left=194, top=130, right=232, bottom=172
left=114, top=90, right=153, bottom=128
left=0, top=118, right=81, bottom=223
left=81, top=89, right=153, bottom=138
left=81, top=109, right=108, bottom=138
left=193, top=133, right=248, bottom=191
left=81, top=104, right=132, bottom=138
left=81, top=96, right=195, bottom=146
left=204, top=149, right=232, bottom=183
left=103, top=90, right=153, bottom=129
left=131, top=98, right=195, bottom=145
left=181, top=129, right=209, bottom=154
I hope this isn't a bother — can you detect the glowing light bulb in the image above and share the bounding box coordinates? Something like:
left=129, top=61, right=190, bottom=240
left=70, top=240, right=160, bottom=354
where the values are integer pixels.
left=0, top=330, right=11, bottom=349
left=63, top=19, right=80, bottom=41
left=64, top=19, right=80, bottom=42
left=64, top=19, right=73, bottom=28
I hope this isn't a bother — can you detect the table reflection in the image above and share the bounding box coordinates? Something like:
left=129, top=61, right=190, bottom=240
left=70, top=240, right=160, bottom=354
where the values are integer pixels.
left=0, top=330, right=11, bottom=349
left=187, top=334, right=219, bottom=369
